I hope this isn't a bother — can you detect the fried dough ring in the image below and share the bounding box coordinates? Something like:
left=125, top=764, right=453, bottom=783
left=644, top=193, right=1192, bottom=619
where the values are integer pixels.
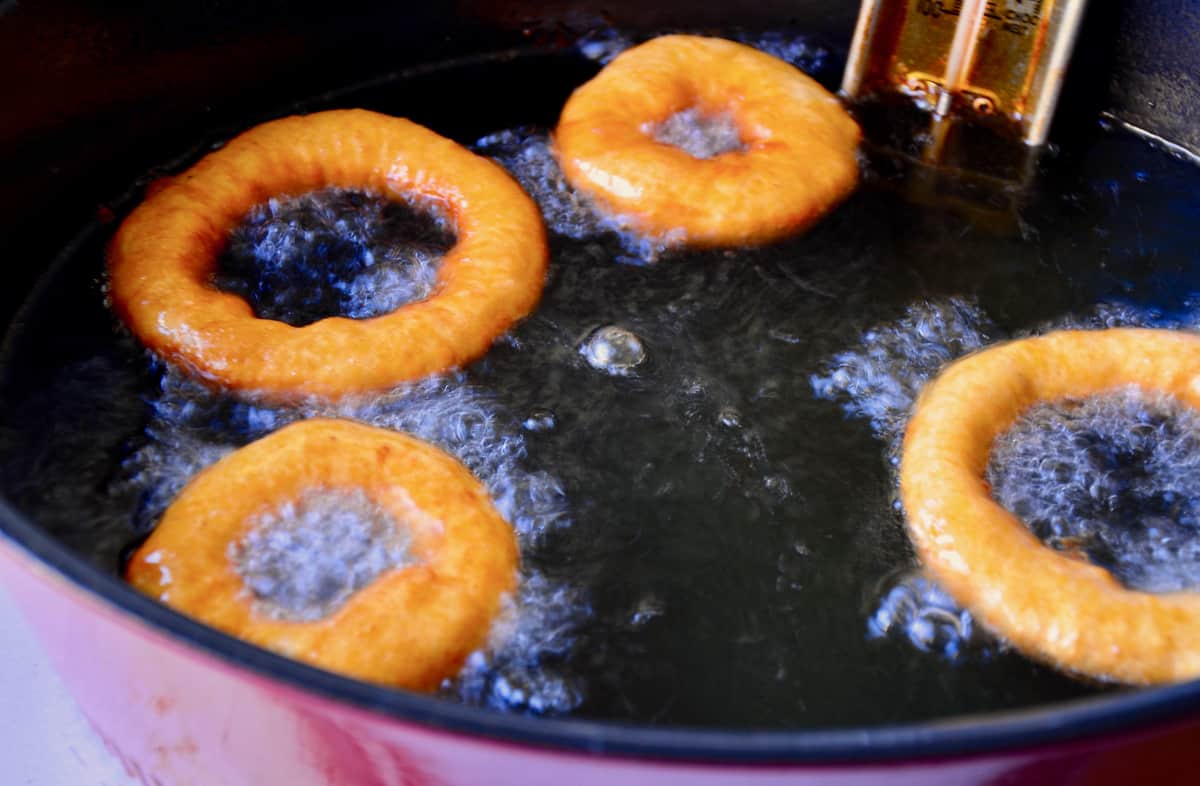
left=900, top=328, right=1200, bottom=684
left=108, top=109, right=547, bottom=401
left=553, top=35, right=861, bottom=247
left=125, top=418, right=519, bottom=690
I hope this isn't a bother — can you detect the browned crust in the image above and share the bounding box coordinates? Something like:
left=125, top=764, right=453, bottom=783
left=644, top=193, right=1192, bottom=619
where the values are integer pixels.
left=554, top=35, right=861, bottom=248
left=125, top=418, right=519, bottom=690
left=901, top=328, right=1200, bottom=684
left=108, top=109, right=548, bottom=401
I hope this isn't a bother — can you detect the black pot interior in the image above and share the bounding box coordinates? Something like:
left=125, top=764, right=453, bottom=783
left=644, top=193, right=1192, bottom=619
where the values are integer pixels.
left=4, top=0, right=1200, bottom=755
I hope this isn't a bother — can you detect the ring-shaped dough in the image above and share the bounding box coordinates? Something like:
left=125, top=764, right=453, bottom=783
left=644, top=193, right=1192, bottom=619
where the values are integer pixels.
left=554, top=35, right=861, bottom=247
left=108, top=109, right=548, bottom=401
left=125, top=418, right=519, bottom=690
left=900, top=328, right=1200, bottom=684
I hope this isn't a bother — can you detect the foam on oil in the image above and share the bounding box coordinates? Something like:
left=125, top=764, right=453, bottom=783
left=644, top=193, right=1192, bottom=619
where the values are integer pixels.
left=122, top=368, right=585, bottom=713
left=233, top=487, right=414, bottom=622
left=650, top=109, right=746, bottom=159
left=215, top=188, right=452, bottom=326
left=989, top=387, right=1200, bottom=593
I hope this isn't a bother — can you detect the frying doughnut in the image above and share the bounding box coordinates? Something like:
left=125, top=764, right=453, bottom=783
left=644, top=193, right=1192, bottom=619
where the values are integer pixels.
left=108, top=109, right=547, bottom=401
left=554, top=35, right=861, bottom=248
left=125, top=418, right=519, bottom=690
left=900, top=328, right=1200, bottom=684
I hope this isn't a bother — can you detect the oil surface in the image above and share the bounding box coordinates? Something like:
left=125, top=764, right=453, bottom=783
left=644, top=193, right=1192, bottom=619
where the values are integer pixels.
left=4, top=34, right=1200, bottom=729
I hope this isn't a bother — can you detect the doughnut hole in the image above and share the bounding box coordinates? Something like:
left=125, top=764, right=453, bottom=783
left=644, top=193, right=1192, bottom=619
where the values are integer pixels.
left=988, top=387, right=1200, bottom=594
left=214, top=188, right=455, bottom=327
left=648, top=108, right=747, bottom=159
left=231, top=487, right=416, bottom=621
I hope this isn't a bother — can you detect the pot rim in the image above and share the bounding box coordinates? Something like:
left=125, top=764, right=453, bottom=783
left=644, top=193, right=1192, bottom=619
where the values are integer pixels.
left=4, top=498, right=1200, bottom=765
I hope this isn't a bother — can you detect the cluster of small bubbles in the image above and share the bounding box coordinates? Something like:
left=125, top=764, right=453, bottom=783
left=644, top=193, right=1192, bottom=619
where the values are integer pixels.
left=120, top=366, right=588, bottom=713
left=574, top=28, right=831, bottom=75
left=809, top=299, right=1000, bottom=661
left=469, top=667, right=584, bottom=716
left=988, top=387, right=1200, bottom=593
left=118, top=368, right=248, bottom=533
left=214, top=188, right=451, bottom=326
left=809, top=297, right=998, bottom=447
left=232, top=488, right=412, bottom=622
left=449, top=574, right=586, bottom=715
left=579, top=325, right=647, bottom=375
left=1068, top=301, right=1169, bottom=329
left=730, top=30, right=831, bottom=73
left=473, top=130, right=680, bottom=264
left=1038, top=297, right=1200, bottom=336
left=650, top=108, right=746, bottom=160
left=1030, top=300, right=1175, bottom=334
left=610, top=231, right=681, bottom=267
left=868, top=570, right=995, bottom=659
left=473, top=129, right=605, bottom=240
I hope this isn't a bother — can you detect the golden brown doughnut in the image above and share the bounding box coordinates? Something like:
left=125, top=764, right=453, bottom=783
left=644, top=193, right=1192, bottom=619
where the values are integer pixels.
left=554, top=35, right=861, bottom=248
left=125, top=418, right=519, bottom=691
left=109, top=109, right=547, bottom=401
left=901, top=328, right=1200, bottom=684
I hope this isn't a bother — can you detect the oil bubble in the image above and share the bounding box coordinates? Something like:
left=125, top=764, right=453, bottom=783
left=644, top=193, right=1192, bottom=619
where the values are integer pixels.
left=580, top=325, right=647, bottom=375
left=869, top=570, right=994, bottom=659
left=522, top=409, right=557, bottom=432
left=717, top=407, right=743, bottom=428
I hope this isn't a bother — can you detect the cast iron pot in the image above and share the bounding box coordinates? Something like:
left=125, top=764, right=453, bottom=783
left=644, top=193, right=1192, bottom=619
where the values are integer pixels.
left=3, top=2, right=1200, bottom=784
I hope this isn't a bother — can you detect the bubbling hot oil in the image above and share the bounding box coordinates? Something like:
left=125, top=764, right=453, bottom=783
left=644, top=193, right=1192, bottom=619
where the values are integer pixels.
left=989, top=387, right=1200, bottom=593
left=233, top=487, right=414, bottom=622
left=810, top=297, right=996, bottom=449
left=812, top=298, right=1004, bottom=657
left=122, top=369, right=586, bottom=714
left=5, top=33, right=1200, bottom=726
left=473, top=130, right=613, bottom=244
left=650, top=109, right=746, bottom=160
left=215, top=188, right=452, bottom=326
left=814, top=298, right=1200, bottom=654
left=477, top=127, right=695, bottom=261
